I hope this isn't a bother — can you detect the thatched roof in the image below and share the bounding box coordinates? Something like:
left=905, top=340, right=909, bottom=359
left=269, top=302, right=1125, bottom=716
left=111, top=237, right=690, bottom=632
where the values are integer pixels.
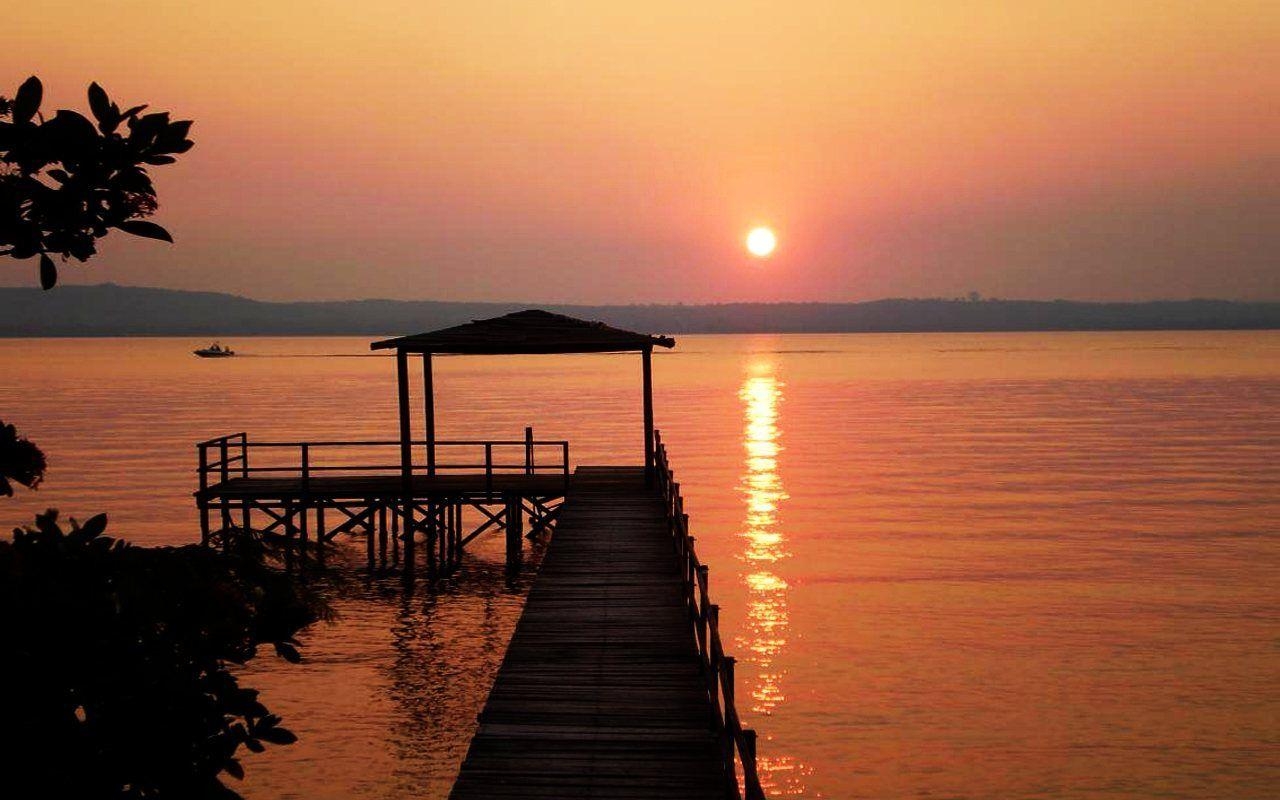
left=370, top=309, right=676, bottom=354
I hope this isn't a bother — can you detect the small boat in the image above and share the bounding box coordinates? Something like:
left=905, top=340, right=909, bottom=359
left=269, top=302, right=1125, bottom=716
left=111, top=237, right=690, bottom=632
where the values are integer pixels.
left=194, top=342, right=236, bottom=358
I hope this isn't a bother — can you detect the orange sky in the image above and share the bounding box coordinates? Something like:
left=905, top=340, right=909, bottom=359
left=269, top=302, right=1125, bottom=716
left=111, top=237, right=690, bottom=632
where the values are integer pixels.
left=5, top=1, right=1278, bottom=302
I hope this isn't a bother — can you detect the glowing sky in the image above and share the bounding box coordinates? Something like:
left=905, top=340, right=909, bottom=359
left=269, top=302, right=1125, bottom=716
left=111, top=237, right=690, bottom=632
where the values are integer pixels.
left=5, top=1, right=1278, bottom=302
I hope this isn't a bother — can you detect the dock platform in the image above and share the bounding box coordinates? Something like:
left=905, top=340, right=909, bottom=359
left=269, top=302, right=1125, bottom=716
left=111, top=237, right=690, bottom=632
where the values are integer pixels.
left=449, top=464, right=759, bottom=799
left=192, top=313, right=766, bottom=795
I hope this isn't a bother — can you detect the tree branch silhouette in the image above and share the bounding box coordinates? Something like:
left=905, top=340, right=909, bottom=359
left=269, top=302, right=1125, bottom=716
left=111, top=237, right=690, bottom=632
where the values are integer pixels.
left=0, top=419, right=47, bottom=496
left=0, top=76, right=193, bottom=288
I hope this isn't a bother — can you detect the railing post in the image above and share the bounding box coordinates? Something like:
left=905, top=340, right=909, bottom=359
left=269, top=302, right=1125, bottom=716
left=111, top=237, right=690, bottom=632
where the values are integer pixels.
left=485, top=442, right=493, bottom=494
left=198, top=443, right=208, bottom=492
left=664, top=449, right=767, bottom=800
left=524, top=426, right=533, bottom=475
left=240, top=436, right=251, bottom=536
left=720, top=654, right=741, bottom=800
left=562, top=442, right=570, bottom=493
left=696, top=566, right=711, bottom=658
left=742, top=728, right=764, bottom=800
left=219, top=438, right=229, bottom=485
left=218, top=438, right=231, bottom=533
left=642, top=347, right=654, bottom=486
left=670, top=481, right=680, bottom=539
left=686, top=540, right=698, bottom=607
left=198, top=443, right=210, bottom=545
left=707, top=603, right=722, bottom=710
left=721, top=655, right=736, bottom=722
left=301, top=443, right=310, bottom=495
left=299, top=443, right=311, bottom=566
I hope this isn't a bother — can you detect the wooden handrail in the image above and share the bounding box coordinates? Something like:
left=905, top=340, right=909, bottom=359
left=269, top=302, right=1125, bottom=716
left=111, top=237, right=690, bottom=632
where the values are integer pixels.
left=205, top=438, right=564, bottom=448
left=653, top=429, right=766, bottom=800
left=196, top=433, right=572, bottom=489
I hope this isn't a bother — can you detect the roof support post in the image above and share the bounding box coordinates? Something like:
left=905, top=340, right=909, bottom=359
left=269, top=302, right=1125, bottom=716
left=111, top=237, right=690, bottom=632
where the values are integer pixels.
left=642, top=346, right=654, bottom=486
left=422, top=352, right=436, bottom=476
left=396, top=348, right=415, bottom=579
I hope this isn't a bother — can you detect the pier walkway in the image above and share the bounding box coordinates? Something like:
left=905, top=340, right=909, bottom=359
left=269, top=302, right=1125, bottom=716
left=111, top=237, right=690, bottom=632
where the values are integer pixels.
left=192, top=312, right=766, bottom=796
left=450, top=461, right=762, bottom=799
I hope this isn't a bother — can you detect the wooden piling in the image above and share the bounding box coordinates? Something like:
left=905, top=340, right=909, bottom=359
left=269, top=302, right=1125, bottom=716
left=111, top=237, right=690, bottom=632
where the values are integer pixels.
left=316, top=503, right=326, bottom=566
left=390, top=504, right=399, bottom=565
left=365, top=499, right=376, bottom=567
left=504, top=492, right=522, bottom=566
left=425, top=501, right=437, bottom=579
left=378, top=503, right=388, bottom=565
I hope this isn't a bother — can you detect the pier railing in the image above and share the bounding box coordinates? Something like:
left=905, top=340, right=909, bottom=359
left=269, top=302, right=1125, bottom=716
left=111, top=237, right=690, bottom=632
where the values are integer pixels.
left=197, top=430, right=570, bottom=495
left=653, top=430, right=766, bottom=800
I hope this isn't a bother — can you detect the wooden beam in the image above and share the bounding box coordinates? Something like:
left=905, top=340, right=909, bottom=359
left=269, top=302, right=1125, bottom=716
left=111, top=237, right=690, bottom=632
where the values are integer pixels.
left=642, top=346, right=654, bottom=485
left=396, top=348, right=415, bottom=576
left=504, top=491, right=522, bottom=567
left=422, top=352, right=436, bottom=476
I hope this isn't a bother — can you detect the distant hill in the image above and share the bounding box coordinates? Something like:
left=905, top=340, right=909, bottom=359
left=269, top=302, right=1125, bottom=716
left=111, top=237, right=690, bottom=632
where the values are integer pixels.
left=0, top=284, right=1276, bottom=337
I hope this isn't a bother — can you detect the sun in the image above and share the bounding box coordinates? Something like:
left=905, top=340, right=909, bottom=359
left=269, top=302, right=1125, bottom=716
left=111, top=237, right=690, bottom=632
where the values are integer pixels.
left=746, top=227, right=777, bottom=258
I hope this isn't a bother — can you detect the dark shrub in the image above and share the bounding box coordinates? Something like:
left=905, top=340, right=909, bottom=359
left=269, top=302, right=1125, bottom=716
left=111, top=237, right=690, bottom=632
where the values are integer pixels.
left=0, top=510, right=329, bottom=798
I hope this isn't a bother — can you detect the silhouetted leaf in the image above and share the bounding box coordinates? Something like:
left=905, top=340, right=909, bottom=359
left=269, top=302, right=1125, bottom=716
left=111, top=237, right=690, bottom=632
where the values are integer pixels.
left=13, top=76, right=41, bottom=123
left=256, top=727, right=297, bottom=745
left=128, top=111, right=170, bottom=143
left=39, top=253, right=56, bottom=289
left=161, top=119, right=193, bottom=143
left=47, top=110, right=98, bottom=145
left=79, top=513, right=108, bottom=539
left=68, top=237, right=97, bottom=261
left=87, top=82, right=116, bottom=132
left=116, top=220, right=173, bottom=242
left=223, top=759, right=244, bottom=781
left=273, top=641, right=301, bottom=663
left=144, top=155, right=176, bottom=165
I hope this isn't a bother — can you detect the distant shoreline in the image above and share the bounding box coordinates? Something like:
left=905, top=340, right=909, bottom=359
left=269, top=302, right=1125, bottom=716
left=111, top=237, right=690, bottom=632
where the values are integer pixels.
left=2, top=284, right=1277, bottom=337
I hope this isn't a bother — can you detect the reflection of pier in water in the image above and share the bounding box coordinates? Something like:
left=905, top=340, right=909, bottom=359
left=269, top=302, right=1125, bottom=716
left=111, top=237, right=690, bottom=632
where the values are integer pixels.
left=384, top=554, right=544, bottom=796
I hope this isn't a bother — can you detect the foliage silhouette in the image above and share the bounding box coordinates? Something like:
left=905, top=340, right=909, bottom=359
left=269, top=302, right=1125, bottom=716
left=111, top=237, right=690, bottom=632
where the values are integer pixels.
left=1, top=79, right=319, bottom=797
left=0, top=505, right=331, bottom=799
left=0, top=418, right=46, bottom=495
left=0, top=76, right=193, bottom=288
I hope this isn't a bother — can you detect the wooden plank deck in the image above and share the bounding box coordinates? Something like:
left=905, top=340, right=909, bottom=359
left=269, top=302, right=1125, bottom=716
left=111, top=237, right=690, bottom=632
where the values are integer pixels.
left=449, top=466, right=727, bottom=800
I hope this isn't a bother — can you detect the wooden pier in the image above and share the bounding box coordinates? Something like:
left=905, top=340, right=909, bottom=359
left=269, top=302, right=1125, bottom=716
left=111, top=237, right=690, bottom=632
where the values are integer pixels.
left=451, top=437, right=764, bottom=799
left=194, top=311, right=766, bottom=796
left=195, top=433, right=568, bottom=574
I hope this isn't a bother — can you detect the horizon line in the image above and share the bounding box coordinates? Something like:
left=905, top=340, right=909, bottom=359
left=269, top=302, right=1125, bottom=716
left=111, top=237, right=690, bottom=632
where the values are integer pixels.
left=7, top=282, right=1279, bottom=308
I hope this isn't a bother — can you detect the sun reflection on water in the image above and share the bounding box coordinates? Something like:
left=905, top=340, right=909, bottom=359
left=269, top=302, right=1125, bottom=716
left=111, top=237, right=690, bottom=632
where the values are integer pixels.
left=737, top=359, right=816, bottom=796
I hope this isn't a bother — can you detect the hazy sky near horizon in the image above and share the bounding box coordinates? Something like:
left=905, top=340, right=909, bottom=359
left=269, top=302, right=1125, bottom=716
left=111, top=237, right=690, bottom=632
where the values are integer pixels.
left=5, top=1, right=1278, bottom=303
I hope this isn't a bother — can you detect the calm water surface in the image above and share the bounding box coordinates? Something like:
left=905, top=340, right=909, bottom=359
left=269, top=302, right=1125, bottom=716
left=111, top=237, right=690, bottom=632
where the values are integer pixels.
left=3, top=332, right=1278, bottom=798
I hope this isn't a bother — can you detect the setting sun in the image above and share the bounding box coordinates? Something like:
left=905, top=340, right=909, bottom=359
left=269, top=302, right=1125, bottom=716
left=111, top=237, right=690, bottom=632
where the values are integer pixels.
left=746, top=227, right=777, bottom=258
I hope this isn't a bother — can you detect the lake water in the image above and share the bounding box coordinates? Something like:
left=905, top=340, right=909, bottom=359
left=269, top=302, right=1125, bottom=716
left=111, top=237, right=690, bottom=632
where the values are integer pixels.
left=3, top=331, right=1278, bottom=798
